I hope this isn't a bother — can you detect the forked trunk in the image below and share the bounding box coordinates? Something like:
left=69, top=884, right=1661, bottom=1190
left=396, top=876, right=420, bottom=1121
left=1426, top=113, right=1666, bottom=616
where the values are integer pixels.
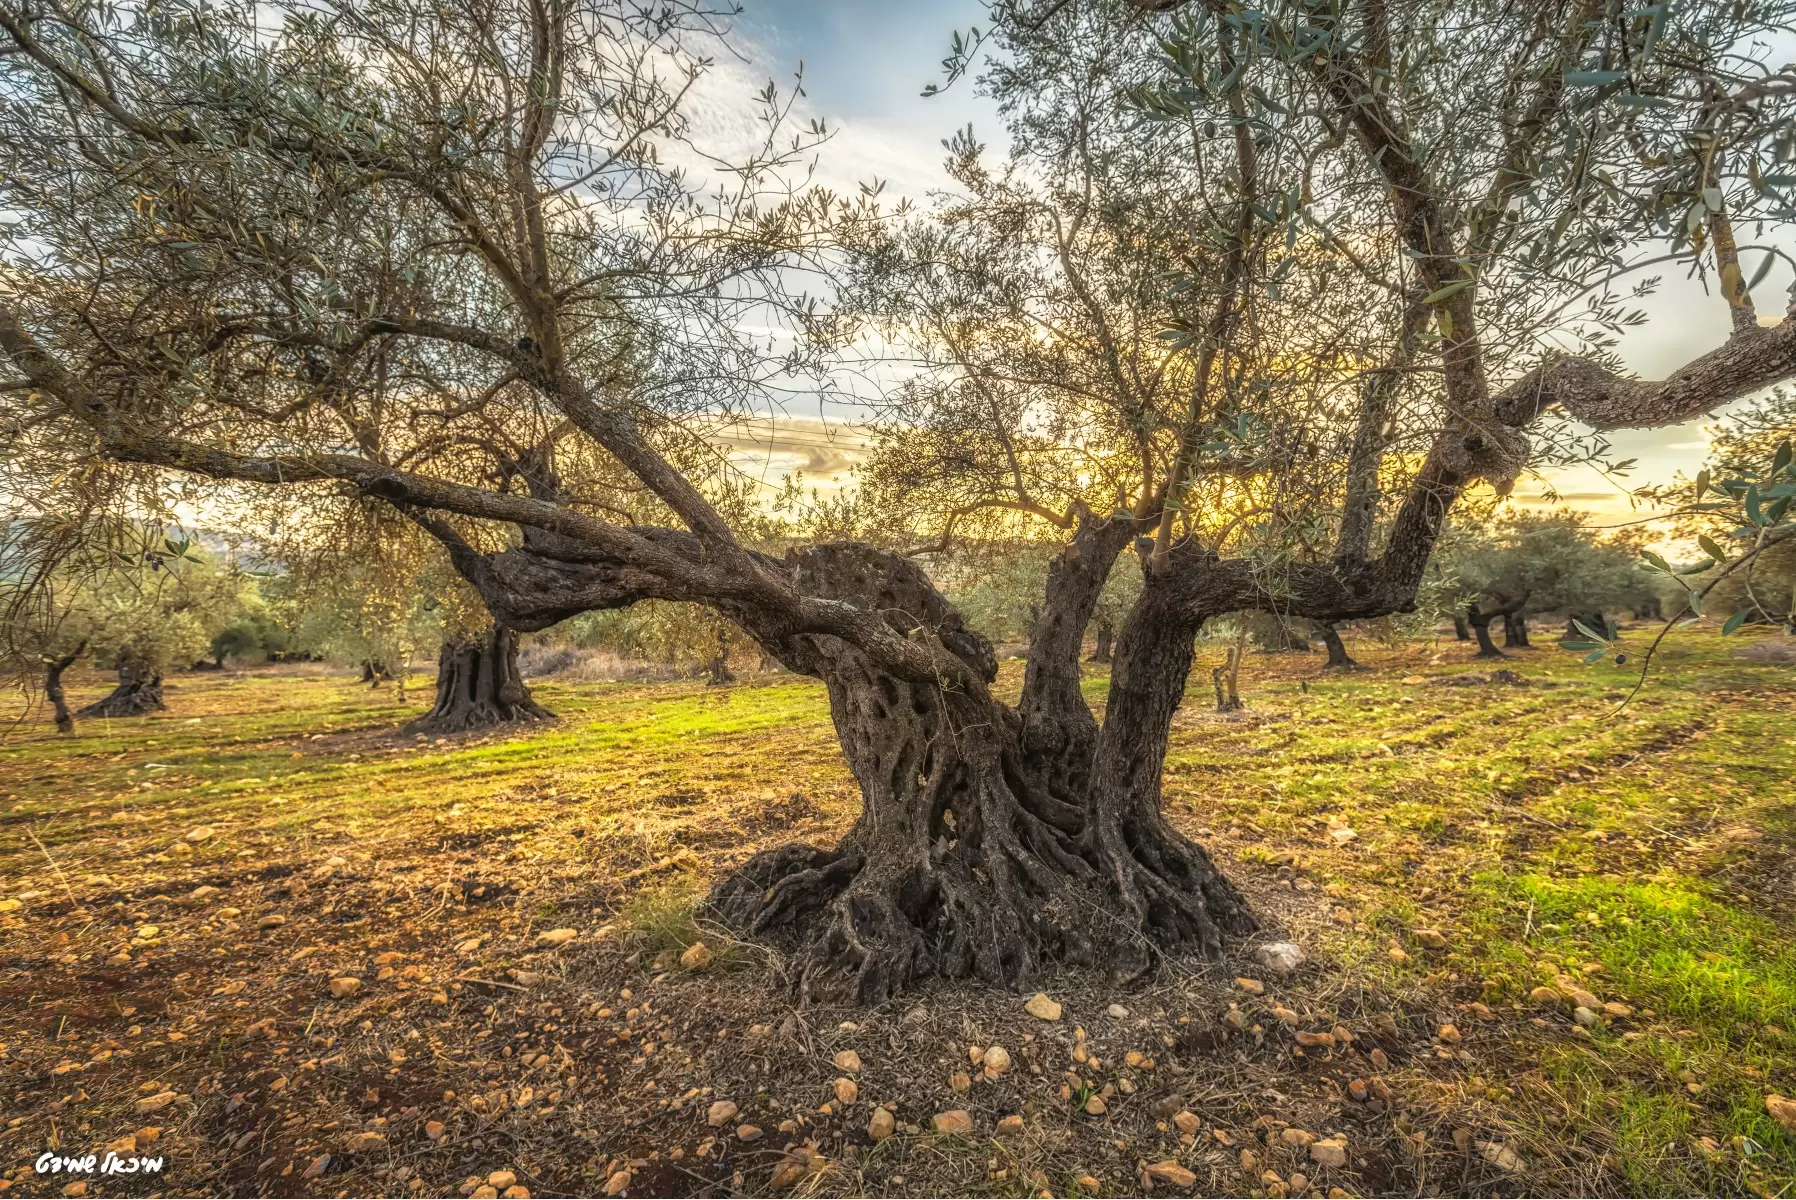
left=44, top=641, right=84, bottom=733
left=361, top=659, right=390, bottom=686
left=710, top=537, right=1252, bottom=1002
left=1317, top=622, right=1357, bottom=669
left=1503, top=612, right=1531, bottom=648
left=78, top=658, right=165, bottom=718
left=410, top=625, right=552, bottom=734
left=1467, top=595, right=1525, bottom=660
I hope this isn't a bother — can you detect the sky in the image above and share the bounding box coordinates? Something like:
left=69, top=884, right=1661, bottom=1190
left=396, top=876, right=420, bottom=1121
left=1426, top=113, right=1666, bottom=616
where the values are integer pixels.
left=700, top=2, right=1794, bottom=539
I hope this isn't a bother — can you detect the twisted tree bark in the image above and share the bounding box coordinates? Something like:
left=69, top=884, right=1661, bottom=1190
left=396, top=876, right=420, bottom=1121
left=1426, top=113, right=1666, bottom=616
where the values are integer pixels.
left=410, top=625, right=552, bottom=734
left=706, top=539, right=1253, bottom=1002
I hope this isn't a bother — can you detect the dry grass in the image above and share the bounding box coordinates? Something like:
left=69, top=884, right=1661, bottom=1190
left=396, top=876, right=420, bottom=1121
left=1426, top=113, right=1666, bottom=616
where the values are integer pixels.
left=0, top=631, right=1792, bottom=1198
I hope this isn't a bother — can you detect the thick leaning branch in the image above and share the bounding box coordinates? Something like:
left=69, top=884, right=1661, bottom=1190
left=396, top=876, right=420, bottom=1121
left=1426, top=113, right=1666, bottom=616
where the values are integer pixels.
left=1493, top=315, right=1796, bottom=431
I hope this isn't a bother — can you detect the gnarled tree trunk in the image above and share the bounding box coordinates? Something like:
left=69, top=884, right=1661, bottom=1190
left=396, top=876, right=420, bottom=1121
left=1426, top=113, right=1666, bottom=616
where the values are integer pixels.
left=410, top=625, right=552, bottom=734
left=1502, top=612, right=1531, bottom=649
left=44, top=641, right=85, bottom=733
left=709, top=529, right=1253, bottom=1002
left=1316, top=621, right=1357, bottom=669
left=360, top=659, right=390, bottom=686
left=78, top=658, right=165, bottom=718
left=1452, top=613, right=1471, bottom=641
left=1467, top=593, right=1526, bottom=659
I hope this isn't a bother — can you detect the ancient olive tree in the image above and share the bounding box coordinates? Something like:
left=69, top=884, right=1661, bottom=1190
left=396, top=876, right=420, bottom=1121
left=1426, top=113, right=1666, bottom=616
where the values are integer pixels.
left=1445, top=511, right=1656, bottom=654
left=6, top=0, right=1796, bottom=1001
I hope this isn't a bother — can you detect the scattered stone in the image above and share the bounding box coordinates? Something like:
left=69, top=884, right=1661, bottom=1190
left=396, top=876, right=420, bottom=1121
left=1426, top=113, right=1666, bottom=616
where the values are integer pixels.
left=1414, top=928, right=1448, bottom=950
left=1143, top=1160, right=1197, bottom=1189
left=424, top=1120, right=446, bottom=1141
left=834, top=1049, right=862, bottom=1072
left=1025, top=993, right=1063, bottom=1021
left=982, top=1045, right=1012, bottom=1079
left=997, top=1114, right=1025, bottom=1135
left=1076, top=1175, right=1102, bottom=1192
left=834, top=1077, right=858, bottom=1105
left=1084, top=1095, right=1107, bottom=1116
left=134, top=1091, right=178, bottom=1114
left=329, top=976, right=362, bottom=999
left=1173, top=1110, right=1201, bottom=1135
left=680, top=942, right=713, bottom=970
left=1436, top=1023, right=1461, bottom=1043
left=1528, top=986, right=1562, bottom=1005
left=300, top=1155, right=331, bottom=1181
left=186, top=826, right=214, bottom=842
left=932, top=1110, right=974, bottom=1134
left=1295, top=1030, right=1335, bottom=1048
left=768, top=1148, right=817, bottom=1189
left=1573, top=1006, right=1602, bottom=1027
left=1765, top=1094, right=1796, bottom=1134
left=603, top=1170, right=631, bottom=1196
left=534, top=928, right=577, bottom=948
left=1107, top=1003, right=1130, bottom=1018
left=1369, top=1047, right=1391, bottom=1070
left=1235, top=976, right=1266, bottom=995
left=867, top=1107, right=896, bottom=1141
left=1281, top=1128, right=1317, bottom=1147
left=1254, top=941, right=1307, bottom=976
left=257, top=914, right=286, bottom=929
left=736, top=1124, right=763, bottom=1142
left=1477, top=1140, right=1524, bottom=1172
left=502, top=1189, right=530, bottom=1200
left=1310, top=1137, right=1349, bottom=1168
left=1603, top=1001, right=1633, bottom=1017
left=707, top=1100, right=738, bottom=1126
left=487, top=1171, right=517, bottom=1191
left=1348, top=1078, right=1370, bottom=1103
left=343, top=1131, right=387, bottom=1153
left=949, top=1070, right=972, bottom=1092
